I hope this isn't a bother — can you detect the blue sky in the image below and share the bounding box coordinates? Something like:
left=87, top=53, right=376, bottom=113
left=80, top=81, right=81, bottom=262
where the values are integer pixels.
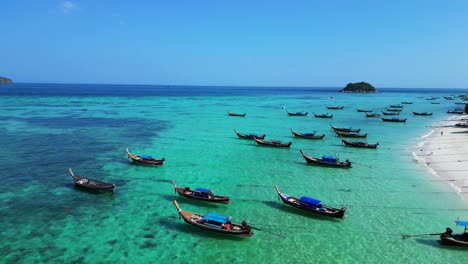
left=1, top=1, right=468, bottom=88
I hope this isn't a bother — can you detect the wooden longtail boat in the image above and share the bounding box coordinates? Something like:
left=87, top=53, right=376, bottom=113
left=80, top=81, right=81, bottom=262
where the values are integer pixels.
left=171, top=180, right=230, bottom=204
left=447, top=110, right=464, bottom=114
left=389, top=104, right=403, bottom=108
left=126, top=148, right=165, bottom=166
left=330, top=125, right=361, bottom=133
left=341, top=138, right=379, bottom=149
left=444, top=96, right=455, bottom=100
left=431, top=102, right=440, bottom=104
left=335, top=130, right=367, bottom=138
left=290, top=129, right=325, bottom=139
left=173, top=200, right=253, bottom=236
left=285, top=110, right=308, bottom=116
left=413, top=112, right=433, bottom=116
left=440, top=221, right=468, bottom=247
left=274, top=185, right=346, bottom=218
left=356, top=108, right=373, bottom=112
left=253, top=137, right=292, bottom=148
left=69, top=168, right=115, bottom=192
left=299, top=149, right=351, bottom=168
left=386, top=108, right=402, bottom=112
left=228, top=112, right=246, bottom=117
left=366, top=113, right=380, bottom=118
left=326, top=106, right=344, bottom=110
left=382, top=111, right=400, bottom=116
left=401, top=101, right=413, bottom=104
left=314, top=113, right=333, bottom=118
left=234, top=129, right=266, bottom=140
left=381, top=117, right=407, bottom=122
left=455, top=102, right=466, bottom=105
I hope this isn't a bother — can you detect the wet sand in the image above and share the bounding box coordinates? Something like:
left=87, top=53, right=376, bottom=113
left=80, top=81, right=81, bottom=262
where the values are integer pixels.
left=413, top=114, right=468, bottom=199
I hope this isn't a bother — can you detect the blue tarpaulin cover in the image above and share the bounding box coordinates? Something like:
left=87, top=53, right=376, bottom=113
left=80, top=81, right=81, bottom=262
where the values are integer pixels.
left=322, top=156, right=337, bottom=163
left=204, top=213, right=229, bottom=223
left=455, top=220, right=468, bottom=227
left=299, top=196, right=321, bottom=205
left=195, top=188, right=212, bottom=193
left=141, top=155, right=153, bottom=160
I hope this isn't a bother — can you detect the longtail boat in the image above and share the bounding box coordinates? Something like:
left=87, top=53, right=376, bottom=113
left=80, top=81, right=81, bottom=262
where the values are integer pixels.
left=299, top=149, right=351, bottom=168
left=326, top=106, right=344, bottom=110
left=290, top=129, right=325, bottom=139
left=382, top=111, right=400, bottom=116
left=455, top=123, right=468, bottom=127
left=444, top=96, right=455, bottom=100
left=228, top=112, right=246, bottom=117
left=413, top=112, right=433, bottom=116
left=401, top=101, right=413, bottom=104
left=330, top=125, right=361, bottom=133
left=173, top=200, right=253, bottom=236
left=234, top=129, right=266, bottom=140
left=386, top=108, right=402, bottom=112
left=126, top=148, right=165, bottom=166
left=253, top=137, right=292, bottom=148
left=381, top=117, right=407, bottom=122
left=431, top=102, right=440, bottom=104
left=69, top=168, right=115, bottom=192
left=341, top=138, right=379, bottom=149
left=440, top=221, right=468, bottom=247
left=455, top=102, right=466, bottom=105
left=356, top=108, right=373, bottom=112
left=389, top=104, right=403, bottom=108
left=314, top=113, right=333, bottom=118
left=171, top=180, right=230, bottom=204
left=274, top=185, right=346, bottom=218
left=335, top=130, right=367, bottom=138
left=366, top=113, right=380, bottom=118
left=447, top=110, right=464, bottom=114
left=285, top=110, right=308, bottom=116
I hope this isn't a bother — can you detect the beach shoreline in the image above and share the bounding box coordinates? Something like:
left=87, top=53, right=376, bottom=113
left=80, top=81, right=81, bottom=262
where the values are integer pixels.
left=413, top=114, right=468, bottom=200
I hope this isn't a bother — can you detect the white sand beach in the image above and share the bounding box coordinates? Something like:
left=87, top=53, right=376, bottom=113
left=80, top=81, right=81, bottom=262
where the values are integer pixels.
left=413, top=115, right=468, bottom=199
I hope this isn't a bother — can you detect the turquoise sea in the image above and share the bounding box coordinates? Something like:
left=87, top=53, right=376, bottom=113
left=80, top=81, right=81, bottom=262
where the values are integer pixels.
left=1, top=84, right=467, bottom=263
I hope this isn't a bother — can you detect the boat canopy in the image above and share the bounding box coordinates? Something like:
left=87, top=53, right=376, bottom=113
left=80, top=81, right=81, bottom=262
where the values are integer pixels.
left=141, top=155, right=153, bottom=160
left=204, top=213, right=229, bottom=224
left=322, top=156, right=337, bottom=163
left=299, top=196, right=321, bottom=205
left=304, top=133, right=316, bottom=136
left=195, top=188, right=212, bottom=193
left=455, top=220, right=468, bottom=227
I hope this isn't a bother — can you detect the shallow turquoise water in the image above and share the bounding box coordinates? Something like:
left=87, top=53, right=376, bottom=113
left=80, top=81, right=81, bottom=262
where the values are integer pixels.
left=0, top=85, right=467, bottom=263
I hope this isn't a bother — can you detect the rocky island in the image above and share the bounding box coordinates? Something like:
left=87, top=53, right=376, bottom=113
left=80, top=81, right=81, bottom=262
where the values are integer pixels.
left=0, top=76, right=13, bottom=84
left=340, top=82, right=377, bottom=93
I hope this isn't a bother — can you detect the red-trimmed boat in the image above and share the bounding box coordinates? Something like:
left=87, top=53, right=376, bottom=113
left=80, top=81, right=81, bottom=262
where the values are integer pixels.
left=253, top=137, right=292, bottom=148
left=274, top=185, right=346, bottom=218
left=69, top=168, right=115, bottom=193
left=299, top=149, right=351, bottom=168
left=234, top=129, right=266, bottom=140
left=285, top=110, right=308, bottom=116
left=314, top=113, right=333, bottom=118
left=341, top=138, right=379, bottom=149
left=440, top=220, right=468, bottom=247
left=335, top=130, right=367, bottom=138
left=381, top=117, right=407, bottom=122
left=228, top=112, right=246, bottom=117
left=173, top=200, right=253, bottom=236
left=171, top=180, right=230, bottom=204
left=326, top=106, right=344, bottom=110
left=290, top=129, right=325, bottom=139
left=330, top=125, right=361, bottom=133
left=126, top=148, right=165, bottom=166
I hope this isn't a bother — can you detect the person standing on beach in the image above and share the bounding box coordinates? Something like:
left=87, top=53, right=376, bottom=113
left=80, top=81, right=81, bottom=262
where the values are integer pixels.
left=441, top=131, right=443, bottom=136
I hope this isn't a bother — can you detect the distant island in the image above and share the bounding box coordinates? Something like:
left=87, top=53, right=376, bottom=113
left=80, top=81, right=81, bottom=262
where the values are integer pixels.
left=0, top=76, right=13, bottom=84
left=340, top=82, right=377, bottom=93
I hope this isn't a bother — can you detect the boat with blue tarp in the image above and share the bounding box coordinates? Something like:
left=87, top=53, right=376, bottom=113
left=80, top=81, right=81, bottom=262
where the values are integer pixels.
left=173, top=200, right=253, bottom=236
left=171, top=180, right=230, bottom=203
left=234, top=129, right=266, bottom=140
left=126, top=148, right=165, bottom=166
left=290, top=129, right=325, bottom=139
left=299, top=149, right=351, bottom=168
left=440, top=220, right=468, bottom=247
left=274, top=185, right=346, bottom=218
